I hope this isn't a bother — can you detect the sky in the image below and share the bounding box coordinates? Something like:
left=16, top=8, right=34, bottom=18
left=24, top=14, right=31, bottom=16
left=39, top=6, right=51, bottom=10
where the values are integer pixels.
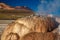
left=0, top=0, right=60, bottom=17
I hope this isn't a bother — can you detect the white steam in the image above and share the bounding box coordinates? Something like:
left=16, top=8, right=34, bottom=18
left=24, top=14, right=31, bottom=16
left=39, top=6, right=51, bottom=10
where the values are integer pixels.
left=36, top=0, right=60, bottom=16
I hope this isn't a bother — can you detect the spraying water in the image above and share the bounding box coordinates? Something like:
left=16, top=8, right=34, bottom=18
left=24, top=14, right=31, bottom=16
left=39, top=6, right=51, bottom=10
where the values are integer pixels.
left=36, top=0, right=60, bottom=16
left=36, top=0, right=60, bottom=38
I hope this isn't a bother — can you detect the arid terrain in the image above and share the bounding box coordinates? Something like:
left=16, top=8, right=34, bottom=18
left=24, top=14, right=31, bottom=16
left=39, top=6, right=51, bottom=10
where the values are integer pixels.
left=0, top=3, right=34, bottom=20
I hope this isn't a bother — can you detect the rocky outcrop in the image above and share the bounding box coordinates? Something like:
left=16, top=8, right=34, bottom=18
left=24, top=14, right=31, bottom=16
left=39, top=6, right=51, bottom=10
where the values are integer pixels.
left=22, top=32, right=55, bottom=40
left=15, top=6, right=31, bottom=10
left=0, top=3, right=32, bottom=11
left=1, top=15, right=58, bottom=40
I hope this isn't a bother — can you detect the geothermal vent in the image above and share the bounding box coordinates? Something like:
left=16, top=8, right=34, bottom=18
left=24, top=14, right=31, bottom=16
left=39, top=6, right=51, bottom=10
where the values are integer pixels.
left=1, top=15, right=59, bottom=40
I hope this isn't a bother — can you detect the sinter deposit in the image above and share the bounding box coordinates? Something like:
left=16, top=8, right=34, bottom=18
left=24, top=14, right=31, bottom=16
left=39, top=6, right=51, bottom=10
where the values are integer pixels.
left=1, top=15, right=59, bottom=40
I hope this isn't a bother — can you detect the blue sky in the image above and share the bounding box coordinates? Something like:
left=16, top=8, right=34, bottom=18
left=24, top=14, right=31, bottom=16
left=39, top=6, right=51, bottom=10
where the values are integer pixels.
left=0, top=0, right=60, bottom=17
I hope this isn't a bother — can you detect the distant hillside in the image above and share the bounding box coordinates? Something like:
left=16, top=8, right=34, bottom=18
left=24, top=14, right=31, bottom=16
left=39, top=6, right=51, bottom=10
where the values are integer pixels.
left=0, top=3, right=34, bottom=20
left=0, top=3, right=15, bottom=10
left=0, top=3, right=32, bottom=10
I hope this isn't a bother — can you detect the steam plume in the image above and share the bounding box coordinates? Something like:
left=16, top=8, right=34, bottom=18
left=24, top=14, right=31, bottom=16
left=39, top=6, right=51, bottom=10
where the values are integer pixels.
left=36, top=0, right=60, bottom=16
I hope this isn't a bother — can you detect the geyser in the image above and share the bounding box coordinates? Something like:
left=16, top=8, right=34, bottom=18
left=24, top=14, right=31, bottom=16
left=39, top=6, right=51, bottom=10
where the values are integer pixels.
left=1, top=15, right=58, bottom=40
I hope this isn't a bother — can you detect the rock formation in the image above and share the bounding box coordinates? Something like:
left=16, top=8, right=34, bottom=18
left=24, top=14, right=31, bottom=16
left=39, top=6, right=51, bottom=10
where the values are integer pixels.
left=22, top=32, right=55, bottom=40
left=1, top=15, right=58, bottom=40
left=15, top=6, right=32, bottom=10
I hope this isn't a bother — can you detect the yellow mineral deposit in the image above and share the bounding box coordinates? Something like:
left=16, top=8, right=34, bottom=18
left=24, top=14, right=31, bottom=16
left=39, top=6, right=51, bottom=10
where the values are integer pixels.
left=22, top=32, right=55, bottom=40
left=1, top=15, right=57, bottom=40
